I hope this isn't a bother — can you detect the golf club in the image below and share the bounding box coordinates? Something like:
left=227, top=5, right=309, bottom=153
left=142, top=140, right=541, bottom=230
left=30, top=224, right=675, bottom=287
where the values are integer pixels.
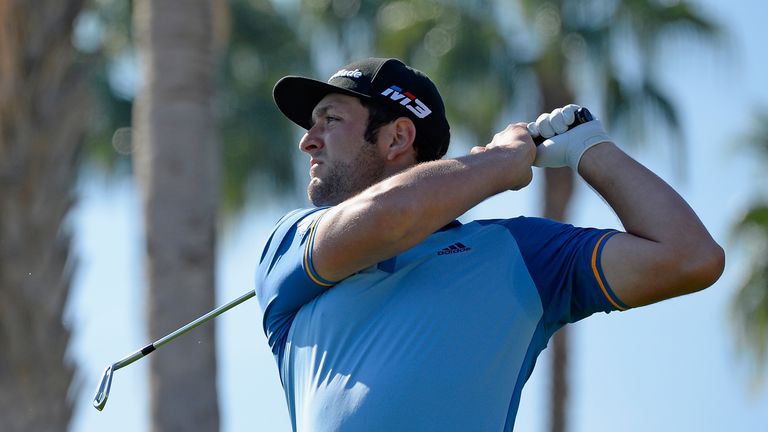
left=92, top=289, right=256, bottom=411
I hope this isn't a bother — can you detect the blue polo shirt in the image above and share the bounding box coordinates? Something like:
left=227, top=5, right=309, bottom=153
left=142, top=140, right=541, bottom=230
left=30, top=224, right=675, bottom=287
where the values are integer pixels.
left=256, top=207, right=628, bottom=432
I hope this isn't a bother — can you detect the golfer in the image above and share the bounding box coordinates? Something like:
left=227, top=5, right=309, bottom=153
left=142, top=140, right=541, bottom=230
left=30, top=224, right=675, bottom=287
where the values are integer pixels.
left=255, top=57, right=724, bottom=431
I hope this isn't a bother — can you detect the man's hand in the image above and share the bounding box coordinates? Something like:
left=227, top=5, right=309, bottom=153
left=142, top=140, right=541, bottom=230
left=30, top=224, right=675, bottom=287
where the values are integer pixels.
left=470, top=123, right=536, bottom=191
left=527, top=104, right=613, bottom=171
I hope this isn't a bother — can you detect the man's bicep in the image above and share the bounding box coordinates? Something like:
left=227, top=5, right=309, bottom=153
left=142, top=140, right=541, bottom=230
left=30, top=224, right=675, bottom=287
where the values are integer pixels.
left=600, top=232, right=680, bottom=308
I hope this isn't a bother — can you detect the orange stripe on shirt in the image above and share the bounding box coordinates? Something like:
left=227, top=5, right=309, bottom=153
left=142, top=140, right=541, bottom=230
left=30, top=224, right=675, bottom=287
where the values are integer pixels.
left=591, top=231, right=626, bottom=311
left=304, top=216, right=335, bottom=287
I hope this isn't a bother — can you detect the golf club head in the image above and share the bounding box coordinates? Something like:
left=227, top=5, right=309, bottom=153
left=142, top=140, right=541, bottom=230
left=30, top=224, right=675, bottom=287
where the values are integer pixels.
left=92, top=365, right=113, bottom=411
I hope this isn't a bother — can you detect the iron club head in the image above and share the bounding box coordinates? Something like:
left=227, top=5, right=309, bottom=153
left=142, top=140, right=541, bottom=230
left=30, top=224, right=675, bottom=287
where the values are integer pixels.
left=92, top=365, right=114, bottom=411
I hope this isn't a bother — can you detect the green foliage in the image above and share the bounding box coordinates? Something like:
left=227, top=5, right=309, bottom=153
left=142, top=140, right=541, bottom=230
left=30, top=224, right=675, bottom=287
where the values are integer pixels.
left=298, top=0, right=721, bottom=166
left=81, top=63, right=134, bottom=174
left=731, top=110, right=768, bottom=381
left=77, top=0, right=310, bottom=211
left=743, top=110, right=768, bottom=157
left=217, top=0, right=311, bottom=211
left=519, top=0, right=720, bottom=161
left=77, top=0, right=722, bottom=211
left=77, top=0, right=135, bottom=174
left=378, top=2, right=518, bottom=141
left=617, top=0, right=721, bottom=50
left=298, top=0, right=518, bottom=143
left=732, top=204, right=768, bottom=378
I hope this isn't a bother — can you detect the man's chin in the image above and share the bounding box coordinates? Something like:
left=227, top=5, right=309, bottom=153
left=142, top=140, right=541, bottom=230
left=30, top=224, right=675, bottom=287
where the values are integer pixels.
left=309, top=196, right=340, bottom=207
left=307, top=184, right=339, bottom=207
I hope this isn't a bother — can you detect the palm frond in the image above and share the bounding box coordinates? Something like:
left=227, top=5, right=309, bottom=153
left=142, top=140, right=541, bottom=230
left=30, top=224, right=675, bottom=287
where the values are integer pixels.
left=734, top=205, right=768, bottom=235
left=617, top=0, right=721, bottom=58
left=730, top=207, right=768, bottom=378
left=731, top=261, right=768, bottom=368
left=744, top=110, right=768, bottom=157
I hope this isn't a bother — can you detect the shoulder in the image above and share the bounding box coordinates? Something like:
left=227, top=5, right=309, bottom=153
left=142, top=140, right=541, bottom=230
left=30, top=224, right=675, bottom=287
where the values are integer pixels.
left=255, top=207, right=334, bottom=347
left=475, top=216, right=570, bottom=239
left=257, top=207, right=329, bottom=272
left=472, top=216, right=617, bottom=266
left=275, top=207, right=329, bottom=231
left=268, top=207, right=329, bottom=245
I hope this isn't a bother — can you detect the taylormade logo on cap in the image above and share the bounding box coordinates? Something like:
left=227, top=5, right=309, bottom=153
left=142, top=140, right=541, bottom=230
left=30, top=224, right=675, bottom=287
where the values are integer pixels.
left=381, top=85, right=432, bottom=119
left=329, top=68, right=363, bottom=80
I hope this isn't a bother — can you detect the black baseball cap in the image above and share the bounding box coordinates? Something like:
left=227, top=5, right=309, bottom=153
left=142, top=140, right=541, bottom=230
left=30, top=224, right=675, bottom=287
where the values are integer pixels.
left=273, top=58, right=450, bottom=161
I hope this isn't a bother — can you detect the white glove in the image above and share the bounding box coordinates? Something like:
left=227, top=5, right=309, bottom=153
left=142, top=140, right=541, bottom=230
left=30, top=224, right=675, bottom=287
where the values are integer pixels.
left=527, top=104, right=613, bottom=170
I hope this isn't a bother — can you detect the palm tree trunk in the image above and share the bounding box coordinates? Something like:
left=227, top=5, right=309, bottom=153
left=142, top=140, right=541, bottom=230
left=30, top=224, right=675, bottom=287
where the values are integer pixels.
left=537, top=59, right=577, bottom=432
left=133, top=0, right=220, bottom=430
left=0, top=0, right=88, bottom=430
left=545, top=166, right=575, bottom=432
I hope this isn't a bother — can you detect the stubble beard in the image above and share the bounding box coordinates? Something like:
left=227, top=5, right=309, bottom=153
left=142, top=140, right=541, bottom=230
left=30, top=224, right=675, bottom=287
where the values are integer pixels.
left=307, top=143, right=386, bottom=207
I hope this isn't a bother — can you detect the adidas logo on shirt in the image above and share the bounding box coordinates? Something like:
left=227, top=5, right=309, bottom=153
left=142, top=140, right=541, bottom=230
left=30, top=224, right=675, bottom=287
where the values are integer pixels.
left=437, top=242, right=471, bottom=256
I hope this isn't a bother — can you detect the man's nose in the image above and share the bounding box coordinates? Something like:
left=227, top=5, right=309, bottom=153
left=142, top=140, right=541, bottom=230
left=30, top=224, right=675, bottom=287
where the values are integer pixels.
left=299, top=126, right=324, bottom=154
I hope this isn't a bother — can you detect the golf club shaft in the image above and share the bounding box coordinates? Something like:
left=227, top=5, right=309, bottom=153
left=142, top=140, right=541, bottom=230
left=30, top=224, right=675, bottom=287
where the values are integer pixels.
left=112, top=289, right=256, bottom=373
left=93, top=289, right=256, bottom=411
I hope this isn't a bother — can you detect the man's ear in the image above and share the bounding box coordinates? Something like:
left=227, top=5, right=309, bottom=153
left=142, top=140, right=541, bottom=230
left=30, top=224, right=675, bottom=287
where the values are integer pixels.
left=385, top=117, right=417, bottom=162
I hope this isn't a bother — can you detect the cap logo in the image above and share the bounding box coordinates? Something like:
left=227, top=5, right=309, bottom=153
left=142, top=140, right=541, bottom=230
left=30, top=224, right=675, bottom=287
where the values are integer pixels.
left=381, top=85, right=432, bottom=119
left=329, top=68, right=363, bottom=81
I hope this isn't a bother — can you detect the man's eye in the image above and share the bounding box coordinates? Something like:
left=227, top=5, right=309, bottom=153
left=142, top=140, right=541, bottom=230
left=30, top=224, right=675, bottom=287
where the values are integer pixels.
left=326, top=116, right=340, bottom=124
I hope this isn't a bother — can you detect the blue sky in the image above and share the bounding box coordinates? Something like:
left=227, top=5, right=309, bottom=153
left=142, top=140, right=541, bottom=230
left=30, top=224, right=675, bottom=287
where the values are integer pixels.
left=67, top=0, right=768, bottom=430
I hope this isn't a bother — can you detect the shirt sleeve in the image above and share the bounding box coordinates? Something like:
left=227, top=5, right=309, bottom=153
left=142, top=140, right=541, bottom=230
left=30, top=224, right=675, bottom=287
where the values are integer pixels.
left=255, top=207, right=335, bottom=361
left=490, top=216, right=630, bottom=334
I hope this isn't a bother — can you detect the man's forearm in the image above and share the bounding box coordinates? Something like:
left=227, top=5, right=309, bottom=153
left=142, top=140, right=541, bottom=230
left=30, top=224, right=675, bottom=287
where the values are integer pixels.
left=375, top=147, right=531, bottom=237
left=577, top=142, right=724, bottom=305
left=314, top=147, right=531, bottom=282
left=577, top=142, right=705, bottom=242
left=313, top=126, right=535, bottom=283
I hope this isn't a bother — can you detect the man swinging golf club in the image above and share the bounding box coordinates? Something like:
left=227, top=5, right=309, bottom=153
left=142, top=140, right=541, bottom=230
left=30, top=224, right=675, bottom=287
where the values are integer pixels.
left=256, top=57, right=724, bottom=431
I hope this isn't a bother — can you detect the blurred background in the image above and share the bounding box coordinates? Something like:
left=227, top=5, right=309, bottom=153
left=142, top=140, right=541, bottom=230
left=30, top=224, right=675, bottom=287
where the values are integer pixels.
left=1, top=0, right=766, bottom=431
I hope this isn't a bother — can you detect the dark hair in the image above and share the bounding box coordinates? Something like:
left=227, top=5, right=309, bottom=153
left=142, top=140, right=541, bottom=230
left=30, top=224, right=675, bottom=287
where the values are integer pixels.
left=359, top=98, right=448, bottom=162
